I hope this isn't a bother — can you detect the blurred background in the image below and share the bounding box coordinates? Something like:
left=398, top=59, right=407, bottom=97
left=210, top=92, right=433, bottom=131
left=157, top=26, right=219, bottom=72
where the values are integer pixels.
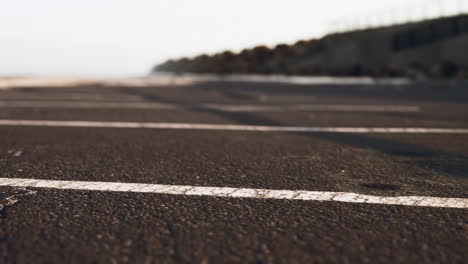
left=2, top=0, right=467, bottom=78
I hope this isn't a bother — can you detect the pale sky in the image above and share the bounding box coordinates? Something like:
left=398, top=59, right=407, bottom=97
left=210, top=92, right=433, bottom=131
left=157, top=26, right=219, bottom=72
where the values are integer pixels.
left=0, top=0, right=446, bottom=76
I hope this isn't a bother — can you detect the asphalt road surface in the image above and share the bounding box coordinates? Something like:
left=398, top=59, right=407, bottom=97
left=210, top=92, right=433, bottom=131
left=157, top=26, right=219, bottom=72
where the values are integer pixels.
left=0, top=78, right=467, bottom=263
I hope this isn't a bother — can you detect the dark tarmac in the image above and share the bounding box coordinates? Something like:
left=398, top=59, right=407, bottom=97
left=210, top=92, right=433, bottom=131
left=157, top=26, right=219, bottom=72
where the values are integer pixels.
left=0, top=79, right=467, bottom=263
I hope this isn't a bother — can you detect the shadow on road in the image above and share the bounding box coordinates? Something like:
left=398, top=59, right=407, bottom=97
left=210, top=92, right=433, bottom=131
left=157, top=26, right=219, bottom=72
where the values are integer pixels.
left=119, top=83, right=468, bottom=179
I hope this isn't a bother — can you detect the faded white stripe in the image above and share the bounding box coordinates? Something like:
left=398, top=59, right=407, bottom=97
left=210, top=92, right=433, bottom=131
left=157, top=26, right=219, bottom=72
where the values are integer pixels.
left=206, top=104, right=421, bottom=113
left=0, top=77, right=194, bottom=89
left=0, top=94, right=143, bottom=102
left=0, top=101, right=420, bottom=113
left=0, top=101, right=177, bottom=110
left=0, top=178, right=466, bottom=208
left=0, top=119, right=467, bottom=134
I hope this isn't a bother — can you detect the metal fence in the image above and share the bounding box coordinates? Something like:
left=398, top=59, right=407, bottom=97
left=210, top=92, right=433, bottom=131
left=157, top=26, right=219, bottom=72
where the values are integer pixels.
left=328, top=0, right=468, bottom=34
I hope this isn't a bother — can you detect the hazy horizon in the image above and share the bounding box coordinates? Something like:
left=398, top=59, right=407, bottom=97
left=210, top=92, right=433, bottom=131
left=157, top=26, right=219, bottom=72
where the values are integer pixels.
left=1, top=0, right=449, bottom=77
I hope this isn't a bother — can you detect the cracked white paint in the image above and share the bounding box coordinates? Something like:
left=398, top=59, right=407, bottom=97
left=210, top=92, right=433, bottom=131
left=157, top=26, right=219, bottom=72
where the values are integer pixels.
left=0, top=101, right=420, bottom=113
left=0, top=120, right=467, bottom=134
left=0, top=178, right=466, bottom=209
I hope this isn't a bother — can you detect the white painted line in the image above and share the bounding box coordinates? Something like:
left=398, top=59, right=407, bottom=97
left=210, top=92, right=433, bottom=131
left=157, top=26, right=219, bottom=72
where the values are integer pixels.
left=0, top=94, right=143, bottom=102
left=0, top=76, right=194, bottom=90
left=258, top=95, right=316, bottom=103
left=206, top=104, right=421, bottom=113
left=0, top=120, right=468, bottom=134
left=0, top=101, right=177, bottom=110
left=0, top=75, right=411, bottom=90
left=0, top=101, right=421, bottom=113
left=0, top=178, right=466, bottom=208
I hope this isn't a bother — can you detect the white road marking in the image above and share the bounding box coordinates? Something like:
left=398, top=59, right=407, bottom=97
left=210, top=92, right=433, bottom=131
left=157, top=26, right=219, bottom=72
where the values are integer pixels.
left=258, top=94, right=316, bottom=103
left=0, top=94, right=143, bottom=102
left=0, top=101, right=421, bottom=113
left=205, top=104, right=421, bottom=113
left=196, top=74, right=411, bottom=85
left=0, top=75, right=411, bottom=90
left=0, top=76, right=194, bottom=90
left=0, top=101, right=178, bottom=110
left=0, top=119, right=467, bottom=134
left=0, top=178, right=466, bottom=208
